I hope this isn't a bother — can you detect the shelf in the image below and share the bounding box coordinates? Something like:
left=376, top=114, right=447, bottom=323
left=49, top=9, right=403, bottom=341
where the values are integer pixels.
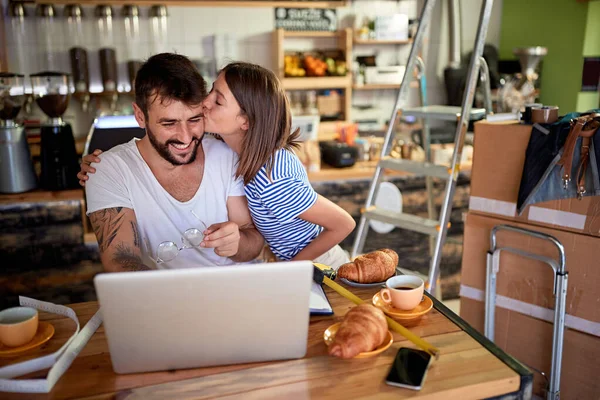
left=283, top=31, right=341, bottom=38
left=353, top=81, right=419, bottom=90
left=35, top=1, right=347, bottom=7
left=283, top=75, right=351, bottom=90
left=90, top=90, right=134, bottom=98
left=73, top=91, right=133, bottom=100
left=353, top=37, right=413, bottom=45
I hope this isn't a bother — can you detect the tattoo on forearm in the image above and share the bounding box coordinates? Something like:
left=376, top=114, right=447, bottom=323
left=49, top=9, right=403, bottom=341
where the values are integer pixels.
left=113, top=242, right=150, bottom=271
left=89, top=207, right=126, bottom=253
left=131, top=221, right=141, bottom=248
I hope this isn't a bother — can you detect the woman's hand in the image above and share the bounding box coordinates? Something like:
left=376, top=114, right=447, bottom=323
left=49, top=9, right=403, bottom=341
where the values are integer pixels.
left=201, top=222, right=241, bottom=258
left=78, top=149, right=102, bottom=187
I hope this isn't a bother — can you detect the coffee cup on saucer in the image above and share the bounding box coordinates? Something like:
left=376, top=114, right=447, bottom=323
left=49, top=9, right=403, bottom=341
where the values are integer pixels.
left=379, top=275, right=424, bottom=311
left=0, top=307, right=39, bottom=347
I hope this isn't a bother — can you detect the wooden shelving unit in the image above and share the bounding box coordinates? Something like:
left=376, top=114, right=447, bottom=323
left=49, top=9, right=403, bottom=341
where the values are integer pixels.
left=353, top=37, right=413, bottom=45
left=274, top=28, right=419, bottom=139
left=283, top=76, right=351, bottom=90
left=352, top=29, right=417, bottom=94
left=353, top=81, right=419, bottom=90
left=274, top=27, right=353, bottom=140
left=35, top=1, right=348, bottom=8
left=283, top=31, right=340, bottom=38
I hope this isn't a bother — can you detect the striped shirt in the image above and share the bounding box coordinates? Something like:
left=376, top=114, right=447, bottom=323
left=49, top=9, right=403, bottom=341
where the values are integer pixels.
left=245, top=148, right=323, bottom=260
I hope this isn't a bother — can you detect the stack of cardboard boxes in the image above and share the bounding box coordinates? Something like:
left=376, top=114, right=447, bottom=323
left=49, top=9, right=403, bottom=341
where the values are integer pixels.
left=460, top=120, right=600, bottom=399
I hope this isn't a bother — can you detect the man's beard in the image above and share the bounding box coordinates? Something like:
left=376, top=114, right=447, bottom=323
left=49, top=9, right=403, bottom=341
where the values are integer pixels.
left=146, top=125, right=201, bottom=166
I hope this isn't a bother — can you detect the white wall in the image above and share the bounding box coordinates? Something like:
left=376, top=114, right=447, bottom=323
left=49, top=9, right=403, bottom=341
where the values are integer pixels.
left=4, top=0, right=502, bottom=137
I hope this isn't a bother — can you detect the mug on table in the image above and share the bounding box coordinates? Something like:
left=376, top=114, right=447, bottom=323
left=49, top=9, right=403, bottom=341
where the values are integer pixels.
left=0, top=306, right=39, bottom=347
left=380, top=275, right=424, bottom=311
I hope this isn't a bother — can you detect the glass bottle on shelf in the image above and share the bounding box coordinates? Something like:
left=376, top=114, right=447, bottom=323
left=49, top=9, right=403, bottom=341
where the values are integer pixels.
left=36, top=4, right=64, bottom=72
left=95, top=5, right=118, bottom=93
left=6, top=3, right=30, bottom=74
left=149, top=5, right=169, bottom=55
left=290, top=91, right=303, bottom=116
left=65, top=5, right=90, bottom=96
left=122, top=5, right=143, bottom=91
left=305, top=90, right=319, bottom=116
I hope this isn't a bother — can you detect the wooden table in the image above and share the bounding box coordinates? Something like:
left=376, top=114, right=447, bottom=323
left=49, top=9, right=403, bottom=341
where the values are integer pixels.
left=1, top=287, right=532, bottom=400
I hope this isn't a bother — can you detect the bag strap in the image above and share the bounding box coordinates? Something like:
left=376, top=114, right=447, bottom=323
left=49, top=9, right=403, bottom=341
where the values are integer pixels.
left=575, top=116, right=600, bottom=199
left=557, top=114, right=600, bottom=190
left=557, top=118, right=587, bottom=188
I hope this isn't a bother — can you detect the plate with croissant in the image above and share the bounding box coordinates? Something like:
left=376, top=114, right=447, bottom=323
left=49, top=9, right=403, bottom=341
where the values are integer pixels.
left=337, top=249, right=400, bottom=288
left=325, top=304, right=394, bottom=359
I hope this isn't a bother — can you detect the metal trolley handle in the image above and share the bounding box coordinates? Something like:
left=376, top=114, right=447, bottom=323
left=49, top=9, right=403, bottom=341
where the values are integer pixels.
left=485, top=225, right=567, bottom=400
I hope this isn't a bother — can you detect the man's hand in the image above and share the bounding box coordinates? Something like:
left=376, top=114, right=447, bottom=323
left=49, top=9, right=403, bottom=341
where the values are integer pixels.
left=201, top=221, right=241, bottom=258
left=78, top=149, right=102, bottom=187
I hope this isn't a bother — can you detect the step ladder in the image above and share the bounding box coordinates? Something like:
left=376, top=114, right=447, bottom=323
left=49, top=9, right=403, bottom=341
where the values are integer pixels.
left=351, top=0, right=495, bottom=297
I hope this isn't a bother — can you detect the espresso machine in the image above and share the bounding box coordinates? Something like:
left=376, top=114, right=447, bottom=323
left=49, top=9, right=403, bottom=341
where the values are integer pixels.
left=499, top=47, right=548, bottom=113
left=31, top=72, right=80, bottom=190
left=0, top=73, right=37, bottom=193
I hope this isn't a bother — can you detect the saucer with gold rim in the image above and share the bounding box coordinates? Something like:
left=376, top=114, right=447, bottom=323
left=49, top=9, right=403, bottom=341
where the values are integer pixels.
left=372, top=292, right=433, bottom=321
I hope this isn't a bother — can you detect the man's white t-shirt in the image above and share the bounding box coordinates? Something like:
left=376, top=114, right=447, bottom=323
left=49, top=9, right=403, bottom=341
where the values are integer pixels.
left=85, top=136, right=245, bottom=269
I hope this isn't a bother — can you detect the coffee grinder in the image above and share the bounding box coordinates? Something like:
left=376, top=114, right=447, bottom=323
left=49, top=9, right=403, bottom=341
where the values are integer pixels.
left=31, top=72, right=80, bottom=190
left=0, top=73, right=37, bottom=193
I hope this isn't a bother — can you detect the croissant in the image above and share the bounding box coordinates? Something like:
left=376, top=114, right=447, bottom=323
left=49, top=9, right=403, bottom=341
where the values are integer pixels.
left=337, top=249, right=398, bottom=283
left=328, top=304, right=388, bottom=359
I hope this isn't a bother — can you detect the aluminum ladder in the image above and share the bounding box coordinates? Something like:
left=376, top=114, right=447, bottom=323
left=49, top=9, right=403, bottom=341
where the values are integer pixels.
left=351, top=0, right=495, bottom=296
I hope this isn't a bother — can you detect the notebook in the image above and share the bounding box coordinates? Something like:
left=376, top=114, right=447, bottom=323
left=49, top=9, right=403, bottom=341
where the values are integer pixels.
left=310, top=282, right=333, bottom=315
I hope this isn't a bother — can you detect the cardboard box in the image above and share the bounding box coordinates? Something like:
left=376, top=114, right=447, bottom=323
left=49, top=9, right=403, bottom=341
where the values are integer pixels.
left=461, top=212, right=600, bottom=324
left=459, top=212, right=600, bottom=398
left=317, top=95, right=343, bottom=117
left=461, top=298, right=600, bottom=399
left=470, top=120, right=600, bottom=237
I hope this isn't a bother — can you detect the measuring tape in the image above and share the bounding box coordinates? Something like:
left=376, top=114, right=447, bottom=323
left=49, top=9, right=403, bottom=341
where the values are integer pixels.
left=313, top=263, right=440, bottom=359
left=0, top=297, right=103, bottom=393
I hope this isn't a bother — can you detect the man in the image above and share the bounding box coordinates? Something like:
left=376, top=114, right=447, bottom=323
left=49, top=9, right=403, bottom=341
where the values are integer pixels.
left=85, top=53, right=264, bottom=272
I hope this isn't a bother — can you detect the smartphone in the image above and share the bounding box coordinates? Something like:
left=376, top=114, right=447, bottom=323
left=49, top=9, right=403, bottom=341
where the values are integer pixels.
left=385, top=347, right=433, bottom=391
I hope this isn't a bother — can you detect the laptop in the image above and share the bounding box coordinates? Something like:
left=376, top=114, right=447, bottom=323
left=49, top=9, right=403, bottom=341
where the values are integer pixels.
left=94, top=261, right=314, bottom=374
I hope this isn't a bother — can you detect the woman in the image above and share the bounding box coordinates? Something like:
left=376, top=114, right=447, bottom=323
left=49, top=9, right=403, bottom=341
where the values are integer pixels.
left=79, top=62, right=355, bottom=269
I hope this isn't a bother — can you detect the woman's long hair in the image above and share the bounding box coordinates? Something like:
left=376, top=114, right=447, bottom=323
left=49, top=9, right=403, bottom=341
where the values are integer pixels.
left=222, top=62, right=300, bottom=185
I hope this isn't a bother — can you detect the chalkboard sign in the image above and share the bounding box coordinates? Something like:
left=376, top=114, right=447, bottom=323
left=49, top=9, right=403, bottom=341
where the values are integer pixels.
left=275, top=8, right=337, bottom=31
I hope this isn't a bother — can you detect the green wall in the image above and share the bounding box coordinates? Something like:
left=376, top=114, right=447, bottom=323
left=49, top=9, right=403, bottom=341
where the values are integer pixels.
left=499, top=0, right=592, bottom=113
left=577, top=0, right=600, bottom=111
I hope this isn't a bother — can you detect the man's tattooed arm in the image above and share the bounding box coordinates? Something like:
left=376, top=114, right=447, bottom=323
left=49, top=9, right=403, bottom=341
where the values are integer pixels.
left=113, top=242, right=150, bottom=271
left=89, top=207, right=150, bottom=272
left=90, top=207, right=125, bottom=253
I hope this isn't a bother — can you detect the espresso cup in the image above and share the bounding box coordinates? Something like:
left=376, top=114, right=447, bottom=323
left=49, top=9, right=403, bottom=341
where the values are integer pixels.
left=0, top=307, right=39, bottom=347
left=380, top=275, right=424, bottom=311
